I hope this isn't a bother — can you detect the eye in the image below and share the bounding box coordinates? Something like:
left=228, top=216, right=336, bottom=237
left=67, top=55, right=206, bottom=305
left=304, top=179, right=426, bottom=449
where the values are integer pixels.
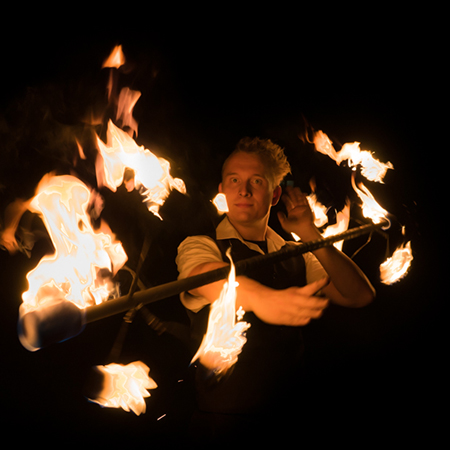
left=252, top=178, right=263, bottom=185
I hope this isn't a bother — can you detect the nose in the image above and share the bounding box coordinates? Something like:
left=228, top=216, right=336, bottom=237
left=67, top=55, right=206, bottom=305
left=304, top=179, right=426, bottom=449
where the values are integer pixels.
left=239, top=181, right=251, bottom=196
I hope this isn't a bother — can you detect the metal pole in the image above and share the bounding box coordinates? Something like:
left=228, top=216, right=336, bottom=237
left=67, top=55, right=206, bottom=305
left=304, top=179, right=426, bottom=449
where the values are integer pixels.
left=85, top=220, right=387, bottom=324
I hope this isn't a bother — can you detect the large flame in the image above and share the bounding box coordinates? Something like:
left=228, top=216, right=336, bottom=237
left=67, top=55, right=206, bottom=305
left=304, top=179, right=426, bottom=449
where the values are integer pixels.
left=191, top=250, right=250, bottom=376
left=21, top=174, right=127, bottom=312
left=96, top=120, right=186, bottom=219
left=380, top=241, right=413, bottom=285
left=89, top=361, right=157, bottom=415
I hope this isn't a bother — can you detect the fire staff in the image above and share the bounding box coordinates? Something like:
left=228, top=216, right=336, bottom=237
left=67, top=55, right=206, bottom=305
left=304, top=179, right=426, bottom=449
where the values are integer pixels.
left=176, top=137, right=375, bottom=439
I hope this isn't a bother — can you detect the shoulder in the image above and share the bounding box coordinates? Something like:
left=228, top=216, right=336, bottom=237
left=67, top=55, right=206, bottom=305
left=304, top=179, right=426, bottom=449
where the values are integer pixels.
left=176, top=235, right=224, bottom=278
left=177, top=234, right=220, bottom=255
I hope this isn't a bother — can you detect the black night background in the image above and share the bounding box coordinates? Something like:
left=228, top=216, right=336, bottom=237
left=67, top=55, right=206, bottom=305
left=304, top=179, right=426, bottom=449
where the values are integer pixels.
left=0, top=9, right=443, bottom=446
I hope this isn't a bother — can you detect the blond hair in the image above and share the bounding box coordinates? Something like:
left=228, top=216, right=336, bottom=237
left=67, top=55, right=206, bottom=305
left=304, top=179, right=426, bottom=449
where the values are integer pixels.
left=223, top=137, right=291, bottom=186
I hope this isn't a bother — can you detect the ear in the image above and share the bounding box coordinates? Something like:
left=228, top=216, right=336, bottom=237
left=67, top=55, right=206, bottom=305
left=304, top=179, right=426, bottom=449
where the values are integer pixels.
left=218, top=182, right=223, bottom=193
left=271, top=185, right=282, bottom=206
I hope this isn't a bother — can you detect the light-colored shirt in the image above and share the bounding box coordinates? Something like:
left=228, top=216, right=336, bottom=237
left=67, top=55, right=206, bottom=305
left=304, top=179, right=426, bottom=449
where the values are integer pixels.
left=176, top=216, right=327, bottom=312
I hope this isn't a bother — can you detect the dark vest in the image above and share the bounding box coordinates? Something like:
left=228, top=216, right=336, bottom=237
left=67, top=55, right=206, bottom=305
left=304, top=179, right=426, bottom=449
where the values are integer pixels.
left=193, top=236, right=307, bottom=414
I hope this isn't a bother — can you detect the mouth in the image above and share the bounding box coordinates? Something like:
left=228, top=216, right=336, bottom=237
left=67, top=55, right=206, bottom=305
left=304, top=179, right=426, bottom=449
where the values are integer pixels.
left=234, top=203, right=253, bottom=208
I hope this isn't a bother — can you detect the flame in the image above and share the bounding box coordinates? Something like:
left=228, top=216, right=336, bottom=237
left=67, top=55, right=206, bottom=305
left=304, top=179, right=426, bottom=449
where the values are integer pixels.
left=313, top=130, right=338, bottom=160
left=116, top=87, right=141, bottom=137
left=313, top=130, right=393, bottom=183
left=306, top=193, right=329, bottom=228
left=21, top=174, right=127, bottom=312
left=191, top=250, right=250, bottom=376
left=291, top=201, right=350, bottom=250
left=102, top=45, right=125, bottom=69
left=380, top=241, right=413, bottom=285
left=336, top=142, right=394, bottom=183
left=89, top=361, right=157, bottom=415
left=322, top=200, right=351, bottom=250
left=351, top=174, right=389, bottom=225
left=96, top=120, right=186, bottom=219
left=212, top=193, right=229, bottom=213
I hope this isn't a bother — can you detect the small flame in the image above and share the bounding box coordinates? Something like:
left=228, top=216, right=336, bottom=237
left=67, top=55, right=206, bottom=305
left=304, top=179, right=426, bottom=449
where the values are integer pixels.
left=212, top=193, right=229, bottom=213
left=306, top=193, right=329, bottom=228
left=380, top=241, right=413, bottom=285
left=102, top=45, right=125, bottom=69
left=322, top=200, right=351, bottom=250
left=313, top=130, right=338, bottom=160
left=291, top=201, right=350, bottom=250
left=191, top=250, right=250, bottom=376
left=116, top=87, right=141, bottom=137
left=313, top=130, right=393, bottom=183
left=89, top=361, right=157, bottom=415
left=21, top=174, right=127, bottom=312
left=351, top=174, right=389, bottom=225
left=96, top=120, right=186, bottom=219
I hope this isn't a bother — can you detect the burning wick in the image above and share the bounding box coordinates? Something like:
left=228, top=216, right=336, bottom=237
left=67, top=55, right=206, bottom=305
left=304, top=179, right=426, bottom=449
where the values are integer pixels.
left=191, top=249, right=250, bottom=377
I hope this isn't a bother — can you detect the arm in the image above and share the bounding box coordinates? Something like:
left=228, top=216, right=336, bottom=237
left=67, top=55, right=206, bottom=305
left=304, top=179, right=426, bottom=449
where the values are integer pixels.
left=278, top=187, right=375, bottom=308
left=176, top=236, right=329, bottom=326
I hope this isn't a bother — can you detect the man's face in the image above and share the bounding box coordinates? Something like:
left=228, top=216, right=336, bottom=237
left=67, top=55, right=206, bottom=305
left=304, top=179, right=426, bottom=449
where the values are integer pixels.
left=219, top=152, right=281, bottom=227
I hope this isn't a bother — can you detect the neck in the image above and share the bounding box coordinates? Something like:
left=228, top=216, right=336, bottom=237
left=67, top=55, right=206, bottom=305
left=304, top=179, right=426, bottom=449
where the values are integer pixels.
left=227, top=216, right=268, bottom=241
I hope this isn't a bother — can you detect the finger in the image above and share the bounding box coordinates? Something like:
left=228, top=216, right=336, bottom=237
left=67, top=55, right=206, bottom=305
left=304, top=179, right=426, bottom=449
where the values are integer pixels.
left=277, top=210, right=287, bottom=225
left=300, top=277, right=330, bottom=296
left=287, top=186, right=307, bottom=203
left=280, top=192, right=295, bottom=211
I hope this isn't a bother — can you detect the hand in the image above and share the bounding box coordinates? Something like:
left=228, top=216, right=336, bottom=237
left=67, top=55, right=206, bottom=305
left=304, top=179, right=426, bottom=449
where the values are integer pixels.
left=249, top=277, right=330, bottom=326
left=277, top=186, right=319, bottom=240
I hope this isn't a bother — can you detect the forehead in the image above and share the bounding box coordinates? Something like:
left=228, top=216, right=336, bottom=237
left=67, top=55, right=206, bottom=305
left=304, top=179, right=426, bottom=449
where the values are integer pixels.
left=222, top=152, right=269, bottom=178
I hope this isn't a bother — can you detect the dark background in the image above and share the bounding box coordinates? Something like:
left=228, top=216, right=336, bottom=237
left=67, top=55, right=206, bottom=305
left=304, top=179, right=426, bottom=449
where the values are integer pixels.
left=0, top=9, right=443, bottom=446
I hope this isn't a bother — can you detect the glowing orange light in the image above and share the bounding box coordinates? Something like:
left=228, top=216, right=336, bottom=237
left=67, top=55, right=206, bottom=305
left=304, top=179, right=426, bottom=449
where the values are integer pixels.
left=380, top=241, right=413, bottom=285
left=313, top=130, right=393, bottom=183
left=306, top=193, right=328, bottom=228
left=21, top=174, right=127, bottom=313
left=351, top=174, right=389, bottom=225
left=89, top=361, right=157, bottom=415
left=102, top=45, right=125, bottom=69
left=96, top=120, right=186, bottom=219
left=191, top=250, right=250, bottom=376
left=212, top=193, right=229, bottom=213
left=321, top=200, right=350, bottom=250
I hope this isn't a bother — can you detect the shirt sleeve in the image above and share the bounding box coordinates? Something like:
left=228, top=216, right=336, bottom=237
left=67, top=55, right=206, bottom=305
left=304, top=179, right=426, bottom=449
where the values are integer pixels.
left=176, top=235, right=225, bottom=312
left=303, top=252, right=328, bottom=284
left=283, top=241, right=327, bottom=284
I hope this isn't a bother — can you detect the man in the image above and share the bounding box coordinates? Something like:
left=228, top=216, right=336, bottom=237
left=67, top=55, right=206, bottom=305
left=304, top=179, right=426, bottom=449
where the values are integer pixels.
left=176, top=137, right=375, bottom=438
